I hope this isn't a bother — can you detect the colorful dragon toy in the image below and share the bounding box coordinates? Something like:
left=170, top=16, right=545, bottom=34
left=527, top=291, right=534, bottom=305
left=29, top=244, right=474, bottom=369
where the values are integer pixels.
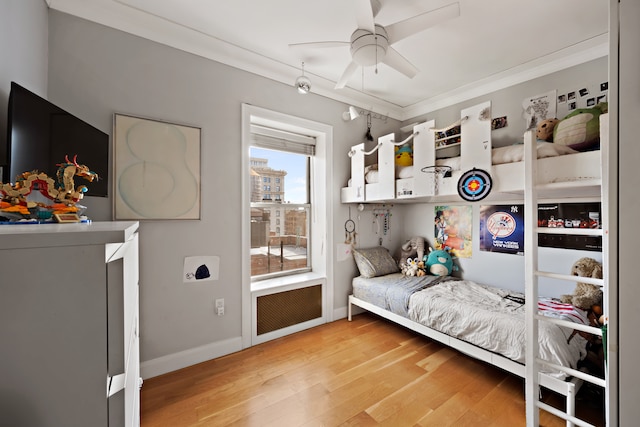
left=0, top=155, right=99, bottom=217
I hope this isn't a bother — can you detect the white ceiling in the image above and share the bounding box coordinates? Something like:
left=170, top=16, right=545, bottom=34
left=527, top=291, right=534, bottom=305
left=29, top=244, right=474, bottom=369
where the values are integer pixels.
left=48, top=0, right=609, bottom=121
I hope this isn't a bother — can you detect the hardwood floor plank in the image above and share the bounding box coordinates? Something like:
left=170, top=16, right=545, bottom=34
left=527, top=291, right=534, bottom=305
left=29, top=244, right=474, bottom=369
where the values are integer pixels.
left=141, top=313, right=603, bottom=427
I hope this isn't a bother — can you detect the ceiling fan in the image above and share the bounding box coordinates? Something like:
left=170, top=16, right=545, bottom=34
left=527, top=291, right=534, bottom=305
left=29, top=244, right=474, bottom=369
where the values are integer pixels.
left=289, top=0, right=460, bottom=89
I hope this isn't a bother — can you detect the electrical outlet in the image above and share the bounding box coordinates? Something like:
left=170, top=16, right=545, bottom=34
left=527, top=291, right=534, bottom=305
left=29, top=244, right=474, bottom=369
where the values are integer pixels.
left=215, top=299, right=225, bottom=316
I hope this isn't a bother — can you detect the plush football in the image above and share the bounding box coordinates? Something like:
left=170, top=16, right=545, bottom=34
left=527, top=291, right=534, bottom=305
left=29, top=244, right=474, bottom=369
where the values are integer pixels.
left=553, top=102, right=607, bottom=151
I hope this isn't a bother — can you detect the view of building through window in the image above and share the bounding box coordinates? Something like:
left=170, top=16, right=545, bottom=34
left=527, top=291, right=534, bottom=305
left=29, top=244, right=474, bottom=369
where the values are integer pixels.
left=250, top=147, right=310, bottom=277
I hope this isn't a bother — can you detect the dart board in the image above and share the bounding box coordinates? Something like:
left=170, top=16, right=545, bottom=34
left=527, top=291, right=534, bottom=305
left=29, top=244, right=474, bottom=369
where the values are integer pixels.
left=457, top=168, right=492, bottom=201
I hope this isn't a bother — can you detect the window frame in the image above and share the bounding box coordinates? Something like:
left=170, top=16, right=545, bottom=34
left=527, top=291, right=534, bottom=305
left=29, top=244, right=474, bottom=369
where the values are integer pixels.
left=241, top=104, right=333, bottom=348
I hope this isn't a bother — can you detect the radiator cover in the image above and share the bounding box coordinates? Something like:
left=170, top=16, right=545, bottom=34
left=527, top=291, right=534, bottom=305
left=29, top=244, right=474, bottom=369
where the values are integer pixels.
left=257, top=285, right=322, bottom=335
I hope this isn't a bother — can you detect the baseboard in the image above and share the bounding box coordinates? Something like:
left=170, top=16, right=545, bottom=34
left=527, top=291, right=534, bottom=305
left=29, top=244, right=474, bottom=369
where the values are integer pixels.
left=140, top=336, right=243, bottom=379
left=142, top=309, right=351, bottom=379
left=333, top=305, right=349, bottom=320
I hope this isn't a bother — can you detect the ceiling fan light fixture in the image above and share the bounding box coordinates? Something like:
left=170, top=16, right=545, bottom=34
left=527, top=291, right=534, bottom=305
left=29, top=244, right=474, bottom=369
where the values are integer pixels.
left=295, top=61, right=311, bottom=94
left=350, top=26, right=389, bottom=67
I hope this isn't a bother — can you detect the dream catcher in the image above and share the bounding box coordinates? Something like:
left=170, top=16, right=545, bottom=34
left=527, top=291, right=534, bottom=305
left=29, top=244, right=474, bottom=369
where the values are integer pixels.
left=345, top=207, right=357, bottom=246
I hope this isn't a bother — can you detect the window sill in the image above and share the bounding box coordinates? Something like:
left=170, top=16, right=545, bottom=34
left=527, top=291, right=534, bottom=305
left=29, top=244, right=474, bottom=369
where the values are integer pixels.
left=251, top=271, right=326, bottom=295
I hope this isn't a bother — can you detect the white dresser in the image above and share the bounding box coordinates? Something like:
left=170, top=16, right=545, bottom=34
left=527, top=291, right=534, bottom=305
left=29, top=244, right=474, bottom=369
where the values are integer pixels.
left=0, top=221, right=140, bottom=427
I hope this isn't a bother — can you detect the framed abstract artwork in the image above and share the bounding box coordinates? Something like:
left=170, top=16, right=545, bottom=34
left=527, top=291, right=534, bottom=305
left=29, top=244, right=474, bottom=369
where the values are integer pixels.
left=113, top=113, right=201, bottom=220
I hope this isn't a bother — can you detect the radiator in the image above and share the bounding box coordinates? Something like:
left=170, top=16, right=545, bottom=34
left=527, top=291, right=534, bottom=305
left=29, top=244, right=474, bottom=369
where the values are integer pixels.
left=256, top=285, right=322, bottom=335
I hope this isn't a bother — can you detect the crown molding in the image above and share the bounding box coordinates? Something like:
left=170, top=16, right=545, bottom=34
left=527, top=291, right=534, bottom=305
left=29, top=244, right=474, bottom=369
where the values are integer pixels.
left=49, top=0, right=607, bottom=123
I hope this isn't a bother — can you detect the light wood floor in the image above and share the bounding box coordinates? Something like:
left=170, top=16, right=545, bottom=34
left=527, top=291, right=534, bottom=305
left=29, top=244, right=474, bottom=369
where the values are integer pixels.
left=141, top=313, right=604, bottom=426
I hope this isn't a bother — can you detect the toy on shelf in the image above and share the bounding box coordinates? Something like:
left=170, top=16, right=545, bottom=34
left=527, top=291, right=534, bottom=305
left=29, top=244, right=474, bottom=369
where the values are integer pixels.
left=0, top=155, right=98, bottom=222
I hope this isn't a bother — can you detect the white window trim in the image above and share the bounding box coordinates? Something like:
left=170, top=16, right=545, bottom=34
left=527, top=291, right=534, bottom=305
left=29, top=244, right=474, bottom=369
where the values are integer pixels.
left=241, top=104, right=333, bottom=349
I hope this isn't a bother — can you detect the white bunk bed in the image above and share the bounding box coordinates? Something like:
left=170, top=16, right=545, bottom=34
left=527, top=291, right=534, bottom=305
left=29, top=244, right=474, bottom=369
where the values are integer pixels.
left=347, top=114, right=609, bottom=426
left=341, top=101, right=602, bottom=203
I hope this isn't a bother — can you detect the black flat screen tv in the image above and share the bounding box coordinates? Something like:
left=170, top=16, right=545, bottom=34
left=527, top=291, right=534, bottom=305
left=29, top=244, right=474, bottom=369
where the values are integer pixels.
left=2, top=82, right=109, bottom=197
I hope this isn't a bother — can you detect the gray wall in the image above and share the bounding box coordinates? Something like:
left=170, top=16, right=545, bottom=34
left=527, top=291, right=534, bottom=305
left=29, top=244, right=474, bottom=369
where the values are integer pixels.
left=404, top=56, right=608, bottom=147
left=0, top=0, right=48, bottom=174
left=392, top=57, right=608, bottom=296
left=46, top=10, right=400, bottom=364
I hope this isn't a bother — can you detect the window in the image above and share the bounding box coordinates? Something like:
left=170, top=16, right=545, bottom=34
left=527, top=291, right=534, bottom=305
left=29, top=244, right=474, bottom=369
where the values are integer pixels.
left=242, top=104, right=333, bottom=347
left=249, top=124, right=314, bottom=279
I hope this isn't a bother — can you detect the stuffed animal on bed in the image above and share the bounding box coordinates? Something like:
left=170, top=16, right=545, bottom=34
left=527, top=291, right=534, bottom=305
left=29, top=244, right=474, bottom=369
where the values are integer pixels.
left=416, top=260, right=427, bottom=276
left=560, top=257, right=603, bottom=310
left=536, top=118, right=559, bottom=142
left=403, top=257, right=420, bottom=276
left=425, top=248, right=454, bottom=276
left=553, top=102, right=607, bottom=151
left=397, top=236, right=426, bottom=272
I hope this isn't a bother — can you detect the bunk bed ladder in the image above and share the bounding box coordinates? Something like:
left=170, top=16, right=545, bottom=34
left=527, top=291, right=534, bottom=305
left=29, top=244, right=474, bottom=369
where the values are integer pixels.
left=524, top=129, right=607, bottom=427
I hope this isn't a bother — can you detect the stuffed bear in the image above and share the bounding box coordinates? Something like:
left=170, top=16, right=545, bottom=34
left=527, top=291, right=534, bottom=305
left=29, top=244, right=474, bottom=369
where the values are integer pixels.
left=560, top=257, right=603, bottom=310
left=536, top=118, right=559, bottom=142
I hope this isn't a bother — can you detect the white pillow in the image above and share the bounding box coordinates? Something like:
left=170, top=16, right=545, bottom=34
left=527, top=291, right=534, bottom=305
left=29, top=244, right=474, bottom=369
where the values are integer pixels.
left=396, top=165, right=414, bottom=179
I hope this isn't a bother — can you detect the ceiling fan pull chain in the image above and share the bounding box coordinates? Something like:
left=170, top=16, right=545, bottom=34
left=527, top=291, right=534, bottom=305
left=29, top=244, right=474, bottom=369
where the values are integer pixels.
left=375, top=35, right=379, bottom=74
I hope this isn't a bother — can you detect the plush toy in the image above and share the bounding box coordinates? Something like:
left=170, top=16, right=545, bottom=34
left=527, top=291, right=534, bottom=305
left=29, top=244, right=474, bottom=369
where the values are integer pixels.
left=553, top=102, right=608, bottom=151
left=536, top=118, right=559, bottom=142
left=395, top=144, right=413, bottom=167
left=397, top=236, right=426, bottom=267
left=403, top=257, right=419, bottom=276
left=560, top=257, right=603, bottom=310
left=416, top=260, right=427, bottom=276
left=425, top=248, right=454, bottom=276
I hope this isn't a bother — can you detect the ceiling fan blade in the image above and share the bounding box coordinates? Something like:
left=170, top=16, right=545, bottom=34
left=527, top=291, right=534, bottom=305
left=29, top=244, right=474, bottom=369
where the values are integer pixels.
left=382, top=47, right=418, bottom=78
left=354, top=0, right=376, bottom=33
left=386, top=2, right=460, bottom=44
left=335, top=61, right=360, bottom=89
left=289, top=41, right=350, bottom=50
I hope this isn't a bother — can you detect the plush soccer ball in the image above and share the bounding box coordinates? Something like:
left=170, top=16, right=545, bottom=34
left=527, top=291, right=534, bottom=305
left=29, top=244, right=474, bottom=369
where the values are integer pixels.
left=536, top=118, right=559, bottom=142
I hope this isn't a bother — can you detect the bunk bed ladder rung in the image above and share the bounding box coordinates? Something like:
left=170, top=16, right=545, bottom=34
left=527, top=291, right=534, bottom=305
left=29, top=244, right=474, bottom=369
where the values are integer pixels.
left=535, top=270, right=604, bottom=287
left=536, top=401, right=596, bottom=427
left=537, top=358, right=606, bottom=387
left=535, top=314, right=603, bottom=337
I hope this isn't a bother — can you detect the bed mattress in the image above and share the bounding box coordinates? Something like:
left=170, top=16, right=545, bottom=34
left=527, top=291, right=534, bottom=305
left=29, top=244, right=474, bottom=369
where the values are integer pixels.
left=352, top=273, right=456, bottom=317
left=353, top=275, right=588, bottom=379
